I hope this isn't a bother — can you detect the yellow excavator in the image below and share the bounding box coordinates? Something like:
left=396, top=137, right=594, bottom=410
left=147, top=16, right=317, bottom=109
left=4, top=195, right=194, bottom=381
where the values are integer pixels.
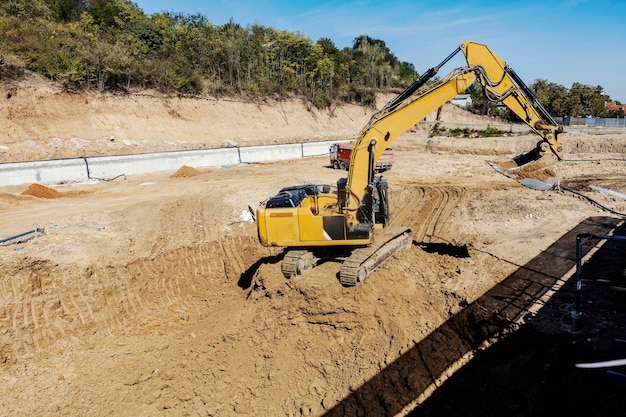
left=255, top=40, right=565, bottom=285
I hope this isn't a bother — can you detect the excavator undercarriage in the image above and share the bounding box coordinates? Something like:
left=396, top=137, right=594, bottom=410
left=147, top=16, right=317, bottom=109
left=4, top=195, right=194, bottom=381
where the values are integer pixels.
left=281, top=226, right=412, bottom=286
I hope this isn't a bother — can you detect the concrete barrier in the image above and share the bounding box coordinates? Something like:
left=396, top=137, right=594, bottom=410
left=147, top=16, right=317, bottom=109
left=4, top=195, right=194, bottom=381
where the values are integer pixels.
left=239, top=143, right=302, bottom=163
left=0, top=140, right=341, bottom=187
left=303, top=141, right=335, bottom=157
left=86, top=148, right=241, bottom=179
left=0, top=158, right=88, bottom=186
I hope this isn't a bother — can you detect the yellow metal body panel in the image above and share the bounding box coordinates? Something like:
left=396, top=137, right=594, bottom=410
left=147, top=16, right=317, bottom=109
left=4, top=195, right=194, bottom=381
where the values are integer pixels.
left=297, top=204, right=325, bottom=241
left=257, top=195, right=371, bottom=247
left=258, top=206, right=299, bottom=245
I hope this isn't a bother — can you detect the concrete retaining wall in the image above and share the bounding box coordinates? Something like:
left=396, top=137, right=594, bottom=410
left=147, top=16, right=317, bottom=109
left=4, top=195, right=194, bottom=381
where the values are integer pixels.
left=87, top=147, right=242, bottom=179
left=0, top=140, right=338, bottom=187
left=0, top=158, right=88, bottom=186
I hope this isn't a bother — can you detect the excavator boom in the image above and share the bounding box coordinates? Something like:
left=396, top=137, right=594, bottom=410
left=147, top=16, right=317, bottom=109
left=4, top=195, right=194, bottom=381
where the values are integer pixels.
left=345, top=40, right=563, bottom=204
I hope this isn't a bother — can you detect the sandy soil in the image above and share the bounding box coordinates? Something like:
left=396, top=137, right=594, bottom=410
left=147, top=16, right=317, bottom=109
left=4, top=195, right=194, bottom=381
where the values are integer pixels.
left=1, top=82, right=625, bottom=416
left=0, top=77, right=524, bottom=163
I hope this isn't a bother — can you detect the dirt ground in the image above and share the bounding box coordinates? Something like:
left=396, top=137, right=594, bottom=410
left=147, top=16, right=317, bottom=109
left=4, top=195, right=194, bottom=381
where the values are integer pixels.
left=1, top=82, right=626, bottom=416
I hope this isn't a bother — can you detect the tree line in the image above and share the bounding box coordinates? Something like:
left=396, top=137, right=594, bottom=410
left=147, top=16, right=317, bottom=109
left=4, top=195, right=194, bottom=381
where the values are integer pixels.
left=0, top=0, right=619, bottom=117
left=0, top=0, right=418, bottom=108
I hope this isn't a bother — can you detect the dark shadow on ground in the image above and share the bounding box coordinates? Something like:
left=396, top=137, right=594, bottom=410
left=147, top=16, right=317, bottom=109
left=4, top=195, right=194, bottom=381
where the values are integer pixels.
left=415, top=241, right=470, bottom=258
left=323, top=216, right=626, bottom=416
left=238, top=252, right=284, bottom=290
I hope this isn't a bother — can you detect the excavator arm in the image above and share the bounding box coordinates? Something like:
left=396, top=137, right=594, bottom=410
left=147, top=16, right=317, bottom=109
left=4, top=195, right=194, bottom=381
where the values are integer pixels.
left=344, top=40, right=564, bottom=212
left=462, top=41, right=564, bottom=189
left=345, top=67, right=477, bottom=210
left=462, top=41, right=564, bottom=157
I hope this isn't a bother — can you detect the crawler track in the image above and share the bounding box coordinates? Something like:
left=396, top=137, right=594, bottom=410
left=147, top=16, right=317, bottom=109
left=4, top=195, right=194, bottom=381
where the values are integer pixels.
left=278, top=186, right=465, bottom=285
left=281, top=250, right=319, bottom=278
left=339, top=226, right=412, bottom=286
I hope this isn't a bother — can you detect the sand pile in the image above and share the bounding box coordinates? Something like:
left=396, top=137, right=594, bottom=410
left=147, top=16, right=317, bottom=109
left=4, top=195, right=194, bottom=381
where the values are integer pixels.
left=21, top=183, right=63, bottom=199
left=170, top=165, right=201, bottom=178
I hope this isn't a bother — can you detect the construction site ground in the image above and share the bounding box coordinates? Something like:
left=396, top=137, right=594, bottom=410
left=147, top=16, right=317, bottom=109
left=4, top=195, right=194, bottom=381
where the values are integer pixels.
left=1, top=84, right=625, bottom=416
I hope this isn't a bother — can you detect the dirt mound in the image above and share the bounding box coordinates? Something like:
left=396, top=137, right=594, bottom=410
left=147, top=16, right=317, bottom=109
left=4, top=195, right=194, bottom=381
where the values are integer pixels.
left=0, top=84, right=375, bottom=163
left=170, top=165, right=201, bottom=178
left=20, top=183, right=63, bottom=199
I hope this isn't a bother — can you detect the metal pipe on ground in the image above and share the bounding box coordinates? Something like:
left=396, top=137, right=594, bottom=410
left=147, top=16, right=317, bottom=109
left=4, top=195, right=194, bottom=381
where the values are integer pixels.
left=0, top=228, right=44, bottom=244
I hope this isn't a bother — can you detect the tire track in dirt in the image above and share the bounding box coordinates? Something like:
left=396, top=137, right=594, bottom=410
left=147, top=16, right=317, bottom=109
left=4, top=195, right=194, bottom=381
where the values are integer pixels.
left=217, top=236, right=250, bottom=282
left=0, top=236, right=268, bottom=358
left=391, top=186, right=466, bottom=243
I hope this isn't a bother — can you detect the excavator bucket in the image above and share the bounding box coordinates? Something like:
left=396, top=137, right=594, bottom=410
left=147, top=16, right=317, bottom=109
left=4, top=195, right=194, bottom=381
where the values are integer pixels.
left=489, top=149, right=559, bottom=191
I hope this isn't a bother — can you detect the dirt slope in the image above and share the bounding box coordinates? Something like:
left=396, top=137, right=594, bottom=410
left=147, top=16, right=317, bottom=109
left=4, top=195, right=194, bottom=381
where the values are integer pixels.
left=1, top=82, right=625, bottom=416
left=0, top=77, right=518, bottom=162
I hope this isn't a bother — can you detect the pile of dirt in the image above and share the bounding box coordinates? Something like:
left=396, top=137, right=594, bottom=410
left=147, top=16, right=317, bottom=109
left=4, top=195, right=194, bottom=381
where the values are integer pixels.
left=0, top=192, right=21, bottom=201
left=20, top=183, right=62, bottom=199
left=170, top=165, right=201, bottom=178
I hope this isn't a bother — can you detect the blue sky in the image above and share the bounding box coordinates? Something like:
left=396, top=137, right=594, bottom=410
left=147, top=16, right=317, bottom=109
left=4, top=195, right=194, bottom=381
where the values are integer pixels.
left=134, top=0, right=626, bottom=103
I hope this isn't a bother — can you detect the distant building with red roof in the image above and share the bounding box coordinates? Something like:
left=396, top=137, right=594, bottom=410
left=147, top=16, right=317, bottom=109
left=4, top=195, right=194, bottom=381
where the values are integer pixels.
left=606, top=102, right=626, bottom=114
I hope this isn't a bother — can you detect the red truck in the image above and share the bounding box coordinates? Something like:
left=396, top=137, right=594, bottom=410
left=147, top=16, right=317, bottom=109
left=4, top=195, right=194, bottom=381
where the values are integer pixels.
left=329, top=141, right=394, bottom=172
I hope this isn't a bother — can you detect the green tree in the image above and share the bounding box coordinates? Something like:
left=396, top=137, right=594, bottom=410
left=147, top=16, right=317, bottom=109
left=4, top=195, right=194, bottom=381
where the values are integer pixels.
left=397, top=61, right=418, bottom=85
left=353, top=35, right=388, bottom=88
left=0, top=0, right=51, bottom=20
left=590, top=85, right=609, bottom=117
left=531, top=79, right=568, bottom=116
left=89, top=0, right=144, bottom=29
left=51, top=0, right=88, bottom=22
left=565, top=82, right=607, bottom=117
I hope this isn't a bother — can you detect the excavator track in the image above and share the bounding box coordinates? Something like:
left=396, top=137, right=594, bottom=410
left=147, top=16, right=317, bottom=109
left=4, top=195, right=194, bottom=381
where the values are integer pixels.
left=339, top=226, right=412, bottom=286
left=281, top=250, right=320, bottom=278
